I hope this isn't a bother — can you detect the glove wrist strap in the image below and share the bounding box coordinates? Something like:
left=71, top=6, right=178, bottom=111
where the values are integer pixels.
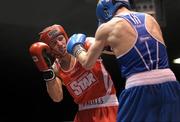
left=73, top=45, right=86, bottom=57
left=42, top=68, right=56, bottom=82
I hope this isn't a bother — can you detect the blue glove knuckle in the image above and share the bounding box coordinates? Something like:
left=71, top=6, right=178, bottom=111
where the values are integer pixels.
left=67, top=33, right=86, bottom=55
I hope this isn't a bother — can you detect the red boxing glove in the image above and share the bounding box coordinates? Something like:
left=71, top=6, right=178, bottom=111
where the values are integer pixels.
left=84, top=37, right=95, bottom=50
left=29, top=42, right=55, bottom=81
left=84, top=37, right=114, bottom=55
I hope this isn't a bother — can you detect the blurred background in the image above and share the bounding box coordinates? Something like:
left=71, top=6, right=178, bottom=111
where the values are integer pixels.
left=0, top=0, right=180, bottom=121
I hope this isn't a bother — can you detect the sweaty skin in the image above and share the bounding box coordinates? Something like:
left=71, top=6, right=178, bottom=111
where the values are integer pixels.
left=76, top=7, right=165, bottom=69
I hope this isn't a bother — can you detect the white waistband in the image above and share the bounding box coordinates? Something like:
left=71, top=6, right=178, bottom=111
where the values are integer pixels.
left=126, top=68, right=177, bottom=89
left=78, top=94, right=119, bottom=111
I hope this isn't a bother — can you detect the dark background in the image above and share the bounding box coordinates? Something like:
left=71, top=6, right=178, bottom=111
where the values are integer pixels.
left=0, top=0, right=180, bottom=121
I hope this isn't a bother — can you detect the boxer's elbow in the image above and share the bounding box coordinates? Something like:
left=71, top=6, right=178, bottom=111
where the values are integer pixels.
left=82, top=64, right=93, bottom=70
left=77, top=52, right=95, bottom=70
left=51, top=94, right=63, bottom=102
left=81, top=59, right=94, bottom=70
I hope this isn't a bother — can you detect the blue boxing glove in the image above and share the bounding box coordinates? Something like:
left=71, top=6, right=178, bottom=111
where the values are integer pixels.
left=67, top=33, right=86, bottom=57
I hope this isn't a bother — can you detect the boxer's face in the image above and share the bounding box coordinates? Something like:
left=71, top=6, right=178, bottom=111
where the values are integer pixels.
left=49, top=34, right=67, bottom=58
